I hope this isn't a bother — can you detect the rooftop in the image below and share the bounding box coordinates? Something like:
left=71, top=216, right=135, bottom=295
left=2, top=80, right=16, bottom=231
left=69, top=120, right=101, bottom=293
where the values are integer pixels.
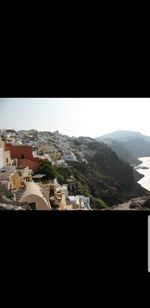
left=32, top=174, right=46, bottom=179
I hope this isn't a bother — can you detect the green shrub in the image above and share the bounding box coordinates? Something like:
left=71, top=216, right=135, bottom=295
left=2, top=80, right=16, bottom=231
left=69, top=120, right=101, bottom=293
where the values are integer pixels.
left=39, top=161, right=56, bottom=179
left=90, top=196, right=107, bottom=209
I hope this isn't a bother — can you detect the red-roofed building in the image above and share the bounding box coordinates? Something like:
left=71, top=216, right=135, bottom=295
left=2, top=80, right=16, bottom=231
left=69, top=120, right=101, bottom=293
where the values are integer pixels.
left=5, top=143, right=41, bottom=173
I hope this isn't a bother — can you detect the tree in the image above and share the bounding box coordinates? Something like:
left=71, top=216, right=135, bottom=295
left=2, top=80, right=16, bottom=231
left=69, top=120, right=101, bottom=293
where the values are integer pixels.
left=39, top=160, right=56, bottom=179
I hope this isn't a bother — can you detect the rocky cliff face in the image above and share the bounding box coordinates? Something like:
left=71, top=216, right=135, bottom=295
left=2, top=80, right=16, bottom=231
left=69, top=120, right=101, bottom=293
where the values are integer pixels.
left=97, top=139, right=139, bottom=165
left=96, top=130, right=150, bottom=161
left=111, top=194, right=150, bottom=210
left=67, top=139, right=148, bottom=207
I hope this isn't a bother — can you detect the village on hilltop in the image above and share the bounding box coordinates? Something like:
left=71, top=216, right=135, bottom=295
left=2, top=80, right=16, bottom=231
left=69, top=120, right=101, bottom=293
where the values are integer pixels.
left=0, top=129, right=92, bottom=210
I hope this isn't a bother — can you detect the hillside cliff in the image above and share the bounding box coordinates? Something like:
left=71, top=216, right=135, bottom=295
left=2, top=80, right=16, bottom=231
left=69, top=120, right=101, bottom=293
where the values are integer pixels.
left=48, top=138, right=148, bottom=208
left=96, top=130, right=150, bottom=161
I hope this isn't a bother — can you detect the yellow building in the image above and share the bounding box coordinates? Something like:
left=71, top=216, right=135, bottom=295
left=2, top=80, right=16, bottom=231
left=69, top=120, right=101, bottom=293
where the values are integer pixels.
left=10, top=172, right=25, bottom=190
left=59, top=193, right=67, bottom=210
left=9, top=167, right=32, bottom=190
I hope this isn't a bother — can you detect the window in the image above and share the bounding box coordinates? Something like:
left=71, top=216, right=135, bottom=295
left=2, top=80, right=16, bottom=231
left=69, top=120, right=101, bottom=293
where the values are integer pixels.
left=29, top=202, right=36, bottom=210
left=6, top=158, right=8, bottom=163
left=21, top=154, right=24, bottom=159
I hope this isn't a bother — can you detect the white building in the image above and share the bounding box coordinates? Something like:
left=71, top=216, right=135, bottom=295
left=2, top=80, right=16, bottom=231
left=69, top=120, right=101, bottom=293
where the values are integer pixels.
left=68, top=195, right=91, bottom=210
left=0, top=139, right=12, bottom=168
left=63, top=150, right=78, bottom=161
left=0, top=146, right=4, bottom=169
left=54, top=159, right=67, bottom=166
left=0, top=166, right=16, bottom=181
left=0, top=139, right=4, bottom=168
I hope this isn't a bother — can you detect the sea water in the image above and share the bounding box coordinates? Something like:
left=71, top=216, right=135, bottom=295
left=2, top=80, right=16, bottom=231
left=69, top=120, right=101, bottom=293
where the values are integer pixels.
left=137, top=157, right=150, bottom=191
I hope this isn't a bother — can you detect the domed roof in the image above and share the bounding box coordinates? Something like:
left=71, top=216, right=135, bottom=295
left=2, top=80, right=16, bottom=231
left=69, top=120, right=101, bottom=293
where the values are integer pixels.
left=20, top=181, right=50, bottom=208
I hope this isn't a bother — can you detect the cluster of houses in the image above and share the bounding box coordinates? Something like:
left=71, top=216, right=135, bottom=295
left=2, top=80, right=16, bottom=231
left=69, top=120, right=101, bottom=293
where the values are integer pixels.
left=0, top=129, right=91, bottom=210
left=0, top=129, right=90, bottom=166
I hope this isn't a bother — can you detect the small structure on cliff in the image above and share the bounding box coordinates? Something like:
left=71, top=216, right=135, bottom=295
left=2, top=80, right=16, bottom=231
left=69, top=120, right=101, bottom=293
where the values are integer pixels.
left=20, top=181, right=51, bottom=210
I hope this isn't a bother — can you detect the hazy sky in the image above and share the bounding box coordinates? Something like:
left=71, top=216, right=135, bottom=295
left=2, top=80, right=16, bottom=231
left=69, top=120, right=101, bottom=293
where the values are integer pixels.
left=0, top=98, right=150, bottom=138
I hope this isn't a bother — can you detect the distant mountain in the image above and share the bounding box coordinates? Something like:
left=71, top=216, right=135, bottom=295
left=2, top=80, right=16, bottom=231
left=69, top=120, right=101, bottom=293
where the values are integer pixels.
left=97, top=130, right=150, bottom=142
left=96, top=130, right=150, bottom=162
left=98, top=139, right=139, bottom=165
left=122, top=138, right=150, bottom=158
